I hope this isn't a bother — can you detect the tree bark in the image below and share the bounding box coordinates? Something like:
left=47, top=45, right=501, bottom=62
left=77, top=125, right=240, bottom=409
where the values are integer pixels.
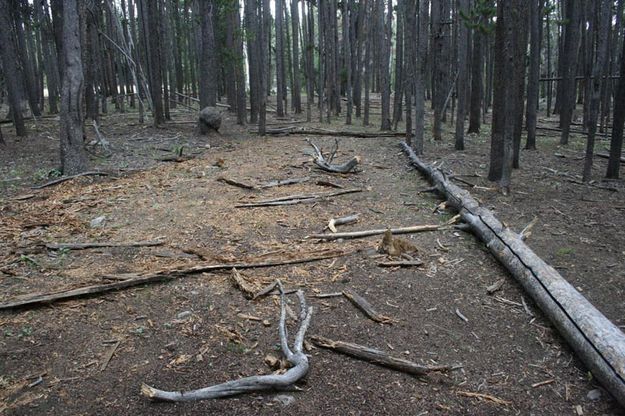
left=414, top=0, right=429, bottom=154
left=605, top=8, right=625, bottom=179
left=379, top=0, right=391, bottom=130
left=454, top=0, right=470, bottom=151
left=290, top=0, right=302, bottom=114
left=525, top=0, right=544, bottom=150
left=559, top=0, right=581, bottom=145
left=59, top=0, right=88, bottom=175
left=0, top=0, right=27, bottom=136
left=199, top=0, right=216, bottom=108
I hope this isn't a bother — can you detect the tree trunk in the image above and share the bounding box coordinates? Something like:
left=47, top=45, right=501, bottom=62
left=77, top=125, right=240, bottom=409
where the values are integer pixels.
left=606, top=32, right=625, bottom=179
left=344, top=0, right=353, bottom=125
left=392, top=6, right=404, bottom=129
left=454, top=0, right=470, bottom=151
left=525, top=0, right=544, bottom=150
left=0, top=0, right=27, bottom=136
left=559, top=0, right=581, bottom=145
left=291, top=0, right=302, bottom=114
left=59, top=0, right=88, bottom=175
left=403, top=0, right=416, bottom=145
left=467, top=17, right=483, bottom=135
left=199, top=0, right=216, bottom=108
left=275, top=0, right=286, bottom=117
left=379, top=0, right=391, bottom=130
left=414, top=0, right=429, bottom=154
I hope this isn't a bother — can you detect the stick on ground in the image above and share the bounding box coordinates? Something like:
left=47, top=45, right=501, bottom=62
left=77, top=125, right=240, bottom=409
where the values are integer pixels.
left=46, top=240, right=164, bottom=250
left=0, top=250, right=346, bottom=310
left=142, top=282, right=312, bottom=401
left=342, top=290, right=395, bottom=324
left=31, top=171, right=109, bottom=189
left=307, top=224, right=443, bottom=241
left=311, top=335, right=461, bottom=376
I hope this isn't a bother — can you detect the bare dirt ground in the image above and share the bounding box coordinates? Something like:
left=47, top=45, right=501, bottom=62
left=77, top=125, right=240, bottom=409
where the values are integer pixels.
left=1, top=105, right=624, bottom=415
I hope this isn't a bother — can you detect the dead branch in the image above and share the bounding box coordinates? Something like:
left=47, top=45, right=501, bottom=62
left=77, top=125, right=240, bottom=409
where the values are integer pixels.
left=46, top=240, right=163, bottom=250
left=142, top=281, right=312, bottom=401
left=259, top=177, right=310, bottom=188
left=31, top=171, right=109, bottom=189
left=327, top=214, right=360, bottom=232
left=316, top=180, right=344, bottom=188
left=217, top=177, right=258, bottom=190
left=342, top=290, right=395, bottom=324
left=377, top=260, right=423, bottom=267
left=257, top=126, right=405, bottom=138
left=311, top=336, right=461, bottom=376
left=307, top=224, right=443, bottom=241
left=456, top=390, right=512, bottom=406
left=306, top=139, right=361, bottom=173
left=0, top=249, right=346, bottom=310
left=235, top=188, right=362, bottom=208
left=401, top=141, right=625, bottom=407
left=230, top=268, right=257, bottom=299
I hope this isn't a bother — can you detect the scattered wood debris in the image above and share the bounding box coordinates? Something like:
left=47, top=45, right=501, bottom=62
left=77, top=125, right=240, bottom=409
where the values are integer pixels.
left=217, top=177, right=257, bottom=190
left=142, top=282, right=312, bottom=402
left=235, top=188, right=363, bottom=208
left=307, top=139, right=361, bottom=173
left=342, top=290, right=395, bottom=324
left=311, top=335, right=461, bottom=376
left=230, top=268, right=258, bottom=299
left=0, top=249, right=346, bottom=310
left=456, top=390, right=512, bottom=406
left=377, top=260, right=423, bottom=268
left=31, top=171, right=109, bottom=189
left=486, top=279, right=505, bottom=295
left=46, top=240, right=164, bottom=250
left=308, top=224, right=444, bottom=241
left=100, top=340, right=121, bottom=371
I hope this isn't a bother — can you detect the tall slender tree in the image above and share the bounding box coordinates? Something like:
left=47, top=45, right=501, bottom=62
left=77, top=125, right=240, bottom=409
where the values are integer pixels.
left=454, top=0, right=470, bottom=150
left=199, top=0, right=217, bottom=108
left=559, top=0, right=581, bottom=145
left=606, top=29, right=625, bottom=179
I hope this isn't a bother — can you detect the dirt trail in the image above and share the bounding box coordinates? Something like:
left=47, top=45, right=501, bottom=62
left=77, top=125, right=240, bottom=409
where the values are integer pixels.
left=1, top=114, right=624, bottom=415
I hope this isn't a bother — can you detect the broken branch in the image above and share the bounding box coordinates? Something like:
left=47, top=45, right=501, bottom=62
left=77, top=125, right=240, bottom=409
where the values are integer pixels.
left=311, top=335, right=461, bottom=376
left=342, top=290, right=395, bottom=324
left=235, top=188, right=362, bottom=208
left=31, top=171, right=109, bottom=189
left=46, top=240, right=163, bottom=250
left=307, top=224, right=443, bottom=241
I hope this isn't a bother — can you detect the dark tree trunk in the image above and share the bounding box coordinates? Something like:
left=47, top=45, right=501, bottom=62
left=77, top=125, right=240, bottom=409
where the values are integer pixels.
left=511, top=5, right=529, bottom=169
left=275, top=0, right=286, bottom=116
left=244, top=0, right=259, bottom=123
left=403, top=0, right=416, bottom=145
left=379, top=0, right=391, bottom=130
left=488, top=0, right=525, bottom=193
left=363, top=0, right=371, bottom=126
left=559, top=0, right=581, bottom=145
left=582, top=0, right=610, bottom=182
left=199, top=0, right=216, bottom=108
left=258, top=0, right=270, bottom=135
left=344, top=0, right=353, bottom=125
left=59, top=0, right=88, bottom=175
left=392, top=6, right=404, bottom=129
left=14, top=1, right=41, bottom=116
left=606, top=34, right=625, bottom=179
left=454, top=0, right=470, bottom=151
left=414, top=0, right=429, bottom=154
left=38, top=0, right=60, bottom=114
left=0, top=0, right=27, bottom=136
left=291, top=0, right=302, bottom=113
left=233, top=2, right=246, bottom=125
left=431, top=0, right=448, bottom=140
left=525, top=0, right=544, bottom=150
left=467, top=20, right=483, bottom=134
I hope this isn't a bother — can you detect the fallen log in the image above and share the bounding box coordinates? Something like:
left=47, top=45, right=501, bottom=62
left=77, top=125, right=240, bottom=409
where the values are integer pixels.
left=235, top=188, right=362, bottom=208
left=143, top=282, right=312, bottom=401
left=401, top=141, right=625, bottom=408
left=0, top=249, right=345, bottom=310
left=31, top=171, right=109, bottom=189
left=256, top=126, right=405, bottom=138
left=307, top=224, right=443, bottom=241
left=46, top=240, right=163, bottom=250
left=310, top=335, right=461, bottom=376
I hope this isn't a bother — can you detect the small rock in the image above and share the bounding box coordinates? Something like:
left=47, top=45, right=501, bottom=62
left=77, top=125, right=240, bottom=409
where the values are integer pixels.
left=176, top=311, right=192, bottom=320
left=273, top=394, right=295, bottom=407
left=586, top=389, right=601, bottom=401
left=90, top=215, right=106, bottom=228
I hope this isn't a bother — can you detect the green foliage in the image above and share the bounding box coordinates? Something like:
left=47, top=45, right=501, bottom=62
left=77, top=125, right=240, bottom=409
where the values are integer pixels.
left=460, top=0, right=496, bottom=35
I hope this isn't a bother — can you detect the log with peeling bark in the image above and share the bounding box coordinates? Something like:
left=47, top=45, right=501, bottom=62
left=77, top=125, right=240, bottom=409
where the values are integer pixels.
left=142, top=282, right=312, bottom=401
left=46, top=240, right=164, bottom=250
left=310, top=336, right=461, bottom=376
left=235, top=188, right=362, bottom=208
left=0, top=250, right=345, bottom=310
left=307, top=224, right=443, bottom=241
left=307, top=139, right=361, bottom=173
left=342, top=290, right=395, bottom=324
left=401, top=141, right=625, bottom=408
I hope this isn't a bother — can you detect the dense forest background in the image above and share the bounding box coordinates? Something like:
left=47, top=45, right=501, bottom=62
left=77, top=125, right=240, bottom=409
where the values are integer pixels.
left=0, top=0, right=624, bottom=192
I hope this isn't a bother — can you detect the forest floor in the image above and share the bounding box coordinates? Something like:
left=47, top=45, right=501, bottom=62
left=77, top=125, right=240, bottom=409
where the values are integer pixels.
left=1, top=104, right=624, bottom=415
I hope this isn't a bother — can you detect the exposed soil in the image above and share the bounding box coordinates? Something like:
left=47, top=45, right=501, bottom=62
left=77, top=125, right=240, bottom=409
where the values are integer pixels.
left=1, top=106, right=624, bottom=415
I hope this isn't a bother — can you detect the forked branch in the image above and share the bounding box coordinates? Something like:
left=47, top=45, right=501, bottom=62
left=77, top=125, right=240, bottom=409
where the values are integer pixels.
left=141, top=281, right=312, bottom=402
left=306, top=139, right=360, bottom=173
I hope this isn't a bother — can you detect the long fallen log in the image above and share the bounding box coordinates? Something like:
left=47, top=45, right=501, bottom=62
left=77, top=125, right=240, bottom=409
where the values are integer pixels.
left=310, top=335, right=460, bottom=376
left=254, top=126, right=405, bottom=138
left=31, top=171, right=109, bottom=189
left=307, top=224, right=442, bottom=240
left=0, top=250, right=346, bottom=310
left=401, top=141, right=625, bottom=408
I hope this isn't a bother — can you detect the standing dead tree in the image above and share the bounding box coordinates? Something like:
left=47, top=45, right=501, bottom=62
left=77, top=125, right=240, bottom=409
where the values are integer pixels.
left=142, top=282, right=312, bottom=402
left=401, top=141, right=625, bottom=408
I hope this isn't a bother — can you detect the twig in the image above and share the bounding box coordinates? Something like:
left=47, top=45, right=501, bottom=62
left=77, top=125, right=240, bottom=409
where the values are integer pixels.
left=327, top=214, right=360, bottom=232
left=259, top=177, right=310, bottom=188
left=217, top=177, right=258, bottom=190
left=311, top=335, right=461, bottom=376
left=342, top=290, right=395, bottom=324
left=142, top=281, right=312, bottom=401
left=31, top=171, right=109, bottom=189
left=314, top=292, right=343, bottom=298
left=0, top=250, right=346, bottom=310
left=100, top=340, right=121, bottom=371
left=377, top=260, right=424, bottom=267
left=457, top=390, right=512, bottom=406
